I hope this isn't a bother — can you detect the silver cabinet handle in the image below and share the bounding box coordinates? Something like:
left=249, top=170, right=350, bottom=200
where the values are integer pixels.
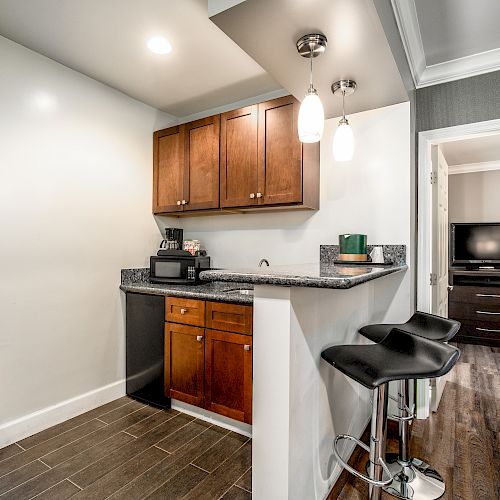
left=476, top=294, right=500, bottom=298
left=180, top=308, right=187, bottom=315
left=181, top=200, right=188, bottom=205
left=249, top=193, right=255, bottom=199
left=476, top=327, right=500, bottom=333
left=476, top=311, right=500, bottom=315
left=176, top=200, right=181, bottom=206
left=256, top=192, right=263, bottom=198
left=196, top=335, right=203, bottom=342
left=244, top=344, right=251, bottom=351
left=447, top=285, right=453, bottom=292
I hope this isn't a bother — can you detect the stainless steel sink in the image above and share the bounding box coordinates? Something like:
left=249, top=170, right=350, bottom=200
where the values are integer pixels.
left=222, top=289, right=254, bottom=296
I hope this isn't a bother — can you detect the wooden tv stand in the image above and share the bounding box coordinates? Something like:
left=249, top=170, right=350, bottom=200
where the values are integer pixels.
left=449, top=268, right=500, bottom=347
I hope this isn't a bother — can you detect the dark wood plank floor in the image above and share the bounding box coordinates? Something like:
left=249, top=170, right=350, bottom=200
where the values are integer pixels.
left=0, top=399, right=251, bottom=499
left=333, top=343, right=500, bottom=500
left=1, top=343, right=497, bottom=499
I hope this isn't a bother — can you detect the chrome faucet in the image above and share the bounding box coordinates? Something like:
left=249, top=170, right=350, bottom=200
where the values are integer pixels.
left=259, top=259, right=270, bottom=267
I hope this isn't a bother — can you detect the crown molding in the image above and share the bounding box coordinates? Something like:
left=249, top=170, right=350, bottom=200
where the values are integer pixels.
left=390, top=0, right=425, bottom=87
left=418, top=48, right=500, bottom=88
left=448, top=160, right=500, bottom=175
left=392, top=0, right=500, bottom=88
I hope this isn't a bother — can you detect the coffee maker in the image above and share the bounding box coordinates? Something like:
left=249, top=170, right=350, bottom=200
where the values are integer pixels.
left=160, top=228, right=183, bottom=251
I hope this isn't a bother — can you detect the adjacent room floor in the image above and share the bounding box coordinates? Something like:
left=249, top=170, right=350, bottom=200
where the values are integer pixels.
left=0, top=343, right=497, bottom=499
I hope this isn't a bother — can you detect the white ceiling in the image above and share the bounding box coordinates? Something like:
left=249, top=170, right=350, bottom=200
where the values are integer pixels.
left=210, top=0, right=409, bottom=119
left=0, top=0, right=281, bottom=117
left=441, top=134, right=500, bottom=166
left=392, top=0, right=500, bottom=88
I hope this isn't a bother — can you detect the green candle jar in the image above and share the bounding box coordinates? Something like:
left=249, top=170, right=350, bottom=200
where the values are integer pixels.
left=339, top=234, right=367, bottom=255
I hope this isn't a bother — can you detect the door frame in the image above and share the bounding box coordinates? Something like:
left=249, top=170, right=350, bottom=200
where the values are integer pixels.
left=416, top=118, right=500, bottom=419
left=417, top=118, right=500, bottom=312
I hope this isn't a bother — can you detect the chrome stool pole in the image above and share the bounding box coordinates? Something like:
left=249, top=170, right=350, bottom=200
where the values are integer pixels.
left=383, top=379, right=445, bottom=500
left=333, top=384, right=393, bottom=500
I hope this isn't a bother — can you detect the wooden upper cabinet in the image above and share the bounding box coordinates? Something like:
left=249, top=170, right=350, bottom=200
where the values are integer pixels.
left=153, top=126, right=185, bottom=213
left=220, top=105, right=258, bottom=208
left=184, top=116, right=220, bottom=211
left=164, top=322, right=205, bottom=407
left=258, top=95, right=303, bottom=205
left=153, top=95, right=319, bottom=215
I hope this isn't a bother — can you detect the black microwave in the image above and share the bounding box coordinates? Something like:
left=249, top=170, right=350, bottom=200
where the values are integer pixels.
left=150, top=250, right=210, bottom=285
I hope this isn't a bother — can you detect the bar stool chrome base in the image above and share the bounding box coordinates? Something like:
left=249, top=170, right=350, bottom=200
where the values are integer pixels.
left=383, top=454, right=445, bottom=500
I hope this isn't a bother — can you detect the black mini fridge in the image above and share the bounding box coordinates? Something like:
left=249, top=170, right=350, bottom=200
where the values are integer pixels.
left=125, top=292, right=171, bottom=408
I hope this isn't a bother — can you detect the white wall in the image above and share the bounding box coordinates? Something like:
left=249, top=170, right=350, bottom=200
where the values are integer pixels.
left=168, top=102, right=411, bottom=269
left=449, top=169, right=500, bottom=222
left=0, top=36, right=174, bottom=440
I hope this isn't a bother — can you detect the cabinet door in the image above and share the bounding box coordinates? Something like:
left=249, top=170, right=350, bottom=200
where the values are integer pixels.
left=205, top=330, right=252, bottom=424
left=257, top=96, right=302, bottom=205
left=153, top=126, right=185, bottom=213
left=183, top=115, right=220, bottom=211
left=220, top=105, right=258, bottom=208
left=164, top=322, right=205, bottom=407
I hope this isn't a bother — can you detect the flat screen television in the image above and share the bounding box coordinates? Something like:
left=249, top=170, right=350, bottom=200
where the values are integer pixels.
left=450, top=223, right=500, bottom=267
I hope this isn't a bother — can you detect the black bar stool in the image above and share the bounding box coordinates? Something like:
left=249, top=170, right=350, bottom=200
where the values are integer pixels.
left=321, top=328, right=459, bottom=500
left=359, top=312, right=460, bottom=500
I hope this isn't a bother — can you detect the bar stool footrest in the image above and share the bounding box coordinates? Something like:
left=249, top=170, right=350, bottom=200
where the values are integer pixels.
left=333, top=434, right=394, bottom=487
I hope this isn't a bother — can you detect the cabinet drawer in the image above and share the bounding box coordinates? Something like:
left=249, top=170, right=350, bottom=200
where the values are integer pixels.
left=166, top=297, right=205, bottom=327
left=449, top=302, right=500, bottom=323
left=449, top=286, right=500, bottom=305
left=206, top=302, right=253, bottom=335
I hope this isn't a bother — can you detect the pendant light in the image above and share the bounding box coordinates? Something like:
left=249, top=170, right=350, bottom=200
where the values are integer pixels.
left=296, top=34, right=327, bottom=143
left=332, top=80, right=357, bottom=161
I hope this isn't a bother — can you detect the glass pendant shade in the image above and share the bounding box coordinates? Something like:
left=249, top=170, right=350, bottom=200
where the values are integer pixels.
left=333, top=120, right=354, bottom=161
left=298, top=89, right=324, bottom=143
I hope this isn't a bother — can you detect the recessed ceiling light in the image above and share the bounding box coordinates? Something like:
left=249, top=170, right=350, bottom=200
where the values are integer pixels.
left=147, top=36, right=172, bottom=55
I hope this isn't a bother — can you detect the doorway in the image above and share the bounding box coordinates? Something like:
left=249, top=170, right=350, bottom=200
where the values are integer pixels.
left=416, top=118, right=500, bottom=418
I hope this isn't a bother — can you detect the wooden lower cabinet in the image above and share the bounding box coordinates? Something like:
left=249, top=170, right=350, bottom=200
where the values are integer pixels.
left=204, top=329, right=253, bottom=424
left=164, top=322, right=205, bottom=407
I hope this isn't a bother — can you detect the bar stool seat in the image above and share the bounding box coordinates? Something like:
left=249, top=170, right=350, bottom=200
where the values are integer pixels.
left=359, top=312, right=460, bottom=344
left=357, top=312, right=460, bottom=500
left=322, top=327, right=459, bottom=389
left=321, top=329, right=459, bottom=500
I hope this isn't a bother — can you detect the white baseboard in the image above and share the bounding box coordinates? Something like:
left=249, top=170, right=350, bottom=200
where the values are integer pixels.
left=0, top=380, right=126, bottom=448
left=171, top=400, right=252, bottom=438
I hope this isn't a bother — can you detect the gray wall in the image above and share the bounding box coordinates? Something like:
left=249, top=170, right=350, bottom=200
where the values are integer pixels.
left=417, top=71, right=500, bottom=132
left=449, top=170, right=500, bottom=223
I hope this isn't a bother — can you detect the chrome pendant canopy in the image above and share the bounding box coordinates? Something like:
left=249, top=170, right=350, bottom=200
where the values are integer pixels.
left=296, top=33, right=328, bottom=58
left=331, top=79, right=357, bottom=97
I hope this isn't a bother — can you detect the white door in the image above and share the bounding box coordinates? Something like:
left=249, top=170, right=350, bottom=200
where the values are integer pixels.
left=417, top=145, right=450, bottom=418
left=431, top=145, right=449, bottom=317
left=430, top=145, right=449, bottom=412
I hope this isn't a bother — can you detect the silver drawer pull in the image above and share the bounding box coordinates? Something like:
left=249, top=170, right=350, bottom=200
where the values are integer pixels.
left=180, top=308, right=187, bottom=315
left=244, top=344, right=251, bottom=351
left=196, top=335, right=203, bottom=342
left=476, top=311, right=500, bottom=315
left=476, top=294, right=500, bottom=298
left=476, top=327, right=500, bottom=333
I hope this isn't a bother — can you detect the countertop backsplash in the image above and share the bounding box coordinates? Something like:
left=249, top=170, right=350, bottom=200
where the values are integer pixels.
left=320, top=244, right=406, bottom=266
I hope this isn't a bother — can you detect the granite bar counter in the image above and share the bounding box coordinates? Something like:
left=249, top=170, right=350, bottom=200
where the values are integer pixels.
left=199, top=262, right=407, bottom=289
left=119, top=268, right=253, bottom=304
left=200, top=245, right=407, bottom=289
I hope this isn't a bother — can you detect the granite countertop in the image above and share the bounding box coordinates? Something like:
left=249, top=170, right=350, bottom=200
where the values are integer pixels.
left=120, top=269, right=254, bottom=304
left=199, top=262, right=408, bottom=290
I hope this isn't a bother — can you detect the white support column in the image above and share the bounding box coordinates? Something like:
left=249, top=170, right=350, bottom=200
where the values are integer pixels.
left=252, top=285, right=292, bottom=500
